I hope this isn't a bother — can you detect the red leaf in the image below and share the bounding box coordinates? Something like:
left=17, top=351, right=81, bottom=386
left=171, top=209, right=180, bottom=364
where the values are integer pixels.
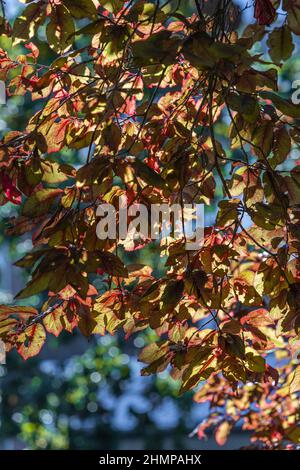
left=264, top=364, right=279, bottom=386
left=254, top=0, right=276, bottom=25
left=1, top=173, right=22, bottom=205
left=240, top=309, right=273, bottom=327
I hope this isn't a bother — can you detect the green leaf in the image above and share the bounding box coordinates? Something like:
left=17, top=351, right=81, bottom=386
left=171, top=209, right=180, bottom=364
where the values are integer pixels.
left=245, top=349, right=266, bottom=373
left=64, top=0, right=98, bottom=19
left=140, top=341, right=171, bottom=376
left=182, top=32, right=247, bottom=70
left=285, top=167, right=300, bottom=205
left=270, top=126, right=291, bottom=167
left=283, top=0, right=300, bottom=35
left=22, top=188, right=63, bottom=217
left=267, top=26, right=294, bottom=64
left=227, top=93, right=259, bottom=122
left=15, top=271, right=53, bottom=299
left=180, top=349, right=214, bottom=393
left=252, top=121, right=274, bottom=158
left=12, top=3, right=45, bottom=44
left=223, top=334, right=245, bottom=360
left=228, top=166, right=247, bottom=196
left=101, top=1, right=124, bottom=13
left=216, top=199, right=240, bottom=228
left=260, top=91, right=300, bottom=119
left=161, top=279, right=184, bottom=313
left=182, top=32, right=215, bottom=69
left=46, top=5, right=75, bottom=53
left=249, top=202, right=281, bottom=230
left=290, top=366, right=300, bottom=393
left=222, top=356, right=246, bottom=384
left=70, top=20, right=104, bottom=38
left=41, top=161, right=74, bottom=184
left=132, top=30, right=180, bottom=67
left=14, top=249, right=49, bottom=268
left=132, top=159, right=167, bottom=190
left=139, top=341, right=169, bottom=364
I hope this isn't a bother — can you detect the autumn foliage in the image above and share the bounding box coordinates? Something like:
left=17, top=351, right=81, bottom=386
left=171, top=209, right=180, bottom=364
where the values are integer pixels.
left=1, top=0, right=300, bottom=449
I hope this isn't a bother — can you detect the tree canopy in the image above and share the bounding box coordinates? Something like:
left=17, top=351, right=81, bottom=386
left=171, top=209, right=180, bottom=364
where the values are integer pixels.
left=1, top=0, right=300, bottom=449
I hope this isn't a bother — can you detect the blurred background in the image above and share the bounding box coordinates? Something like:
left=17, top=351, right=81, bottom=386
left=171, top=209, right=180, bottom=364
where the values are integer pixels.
left=0, top=0, right=299, bottom=450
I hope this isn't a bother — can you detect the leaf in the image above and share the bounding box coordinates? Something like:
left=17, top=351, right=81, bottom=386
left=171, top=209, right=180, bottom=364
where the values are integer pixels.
left=64, top=0, right=98, bottom=19
left=254, top=0, right=276, bottom=26
left=184, top=270, right=208, bottom=298
left=61, top=187, right=76, bottom=209
left=227, top=92, right=259, bottom=122
left=290, top=366, right=300, bottom=393
left=139, top=341, right=171, bottom=376
left=221, top=320, right=241, bottom=335
left=139, top=341, right=169, bottom=364
left=215, top=421, right=232, bottom=446
left=223, top=334, right=245, bottom=360
left=222, top=357, right=247, bottom=384
left=182, top=32, right=216, bottom=69
left=103, top=310, right=126, bottom=335
left=285, top=167, right=300, bottom=204
left=286, top=426, right=300, bottom=443
left=245, top=349, right=266, bottom=373
left=12, top=3, right=45, bottom=45
left=132, top=30, right=180, bottom=67
left=252, top=121, right=274, bottom=158
left=180, top=353, right=215, bottom=393
left=249, top=202, right=282, bottom=230
left=260, top=91, right=300, bottom=119
left=16, top=271, right=53, bottom=299
left=41, top=161, right=74, bottom=184
left=0, top=305, right=38, bottom=319
left=39, top=118, right=70, bottom=154
left=240, top=309, right=274, bottom=327
left=102, top=122, right=122, bottom=152
left=22, top=188, right=62, bottom=217
left=14, top=249, right=49, bottom=269
left=270, top=126, right=291, bottom=167
left=283, top=0, right=300, bottom=35
left=95, top=252, right=128, bottom=278
left=128, top=2, right=166, bottom=23
left=216, top=199, right=240, bottom=228
left=228, top=166, right=247, bottom=196
left=141, top=356, right=170, bottom=376
left=70, top=19, right=104, bottom=38
left=46, top=5, right=75, bottom=53
left=267, top=26, right=294, bottom=63
left=101, top=1, right=124, bottom=13
left=17, top=323, right=46, bottom=360
left=161, top=279, right=184, bottom=313
left=132, top=159, right=167, bottom=190
left=182, top=32, right=247, bottom=70
left=0, top=317, right=18, bottom=335
left=43, top=308, right=65, bottom=337
left=78, top=305, right=97, bottom=337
